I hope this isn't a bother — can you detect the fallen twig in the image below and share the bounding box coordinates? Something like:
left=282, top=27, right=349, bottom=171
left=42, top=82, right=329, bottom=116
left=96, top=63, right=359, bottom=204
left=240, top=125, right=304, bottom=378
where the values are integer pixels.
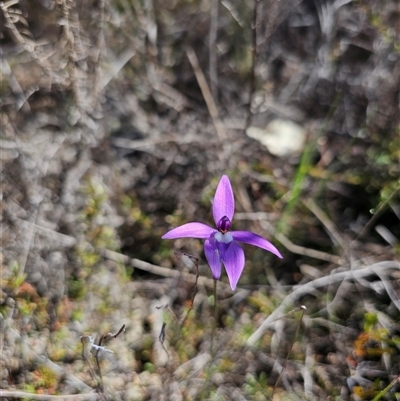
left=0, top=391, right=100, bottom=400
left=186, top=47, right=227, bottom=142
left=209, top=0, right=219, bottom=100
left=246, top=261, right=400, bottom=346
left=4, top=328, right=91, bottom=393
left=303, top=198, right=346, bottom=251
left=274, top=232, right=341, bottom=264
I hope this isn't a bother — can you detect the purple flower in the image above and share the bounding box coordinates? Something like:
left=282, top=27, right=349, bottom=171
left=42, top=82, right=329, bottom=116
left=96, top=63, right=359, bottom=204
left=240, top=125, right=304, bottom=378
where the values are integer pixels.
left=162, top=175, right=283, bottom=290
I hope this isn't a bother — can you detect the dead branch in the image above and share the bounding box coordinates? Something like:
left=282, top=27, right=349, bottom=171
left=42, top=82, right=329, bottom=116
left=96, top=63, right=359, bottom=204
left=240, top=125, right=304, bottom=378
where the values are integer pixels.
left=246, top=260, right=400, bottom=346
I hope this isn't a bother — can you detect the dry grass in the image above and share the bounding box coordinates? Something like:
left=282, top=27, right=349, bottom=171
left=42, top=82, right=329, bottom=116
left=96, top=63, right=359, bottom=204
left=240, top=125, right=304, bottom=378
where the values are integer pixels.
left=1, top=0, right=399, bottom=400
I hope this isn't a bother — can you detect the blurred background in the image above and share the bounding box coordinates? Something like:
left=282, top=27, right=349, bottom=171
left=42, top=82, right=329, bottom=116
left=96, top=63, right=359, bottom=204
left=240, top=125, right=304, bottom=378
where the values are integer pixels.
left=1, top=0, right=400, bottom=399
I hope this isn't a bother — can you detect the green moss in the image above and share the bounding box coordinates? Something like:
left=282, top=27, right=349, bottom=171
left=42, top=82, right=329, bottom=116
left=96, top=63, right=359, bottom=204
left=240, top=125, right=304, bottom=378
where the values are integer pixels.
left=143, top=362, right=155, bottom=373
left=243, top=372, right=271, bottom=400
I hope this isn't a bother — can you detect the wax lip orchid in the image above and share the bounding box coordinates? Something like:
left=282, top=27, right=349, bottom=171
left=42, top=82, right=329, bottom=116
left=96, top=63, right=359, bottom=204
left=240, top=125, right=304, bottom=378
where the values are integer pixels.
left=162, top=175, right=283, bottom=290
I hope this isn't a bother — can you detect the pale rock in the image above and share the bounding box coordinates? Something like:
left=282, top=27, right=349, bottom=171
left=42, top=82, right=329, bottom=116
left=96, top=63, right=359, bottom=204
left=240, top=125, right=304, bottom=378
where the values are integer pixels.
left=246, top=119, right=306, bottom=156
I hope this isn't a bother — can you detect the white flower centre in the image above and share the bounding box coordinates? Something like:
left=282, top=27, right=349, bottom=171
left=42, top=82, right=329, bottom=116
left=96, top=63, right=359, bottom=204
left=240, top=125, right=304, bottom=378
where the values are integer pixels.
left=215, top=232, right=233, bottom=244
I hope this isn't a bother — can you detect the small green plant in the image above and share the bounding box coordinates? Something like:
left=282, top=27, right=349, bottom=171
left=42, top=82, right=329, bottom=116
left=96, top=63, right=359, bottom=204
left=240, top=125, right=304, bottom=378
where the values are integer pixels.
left=243, top=372, right=271, bottom=400
left=351, top=312, right=399, bottom=400
left=71, top=177, right=123, bottom=300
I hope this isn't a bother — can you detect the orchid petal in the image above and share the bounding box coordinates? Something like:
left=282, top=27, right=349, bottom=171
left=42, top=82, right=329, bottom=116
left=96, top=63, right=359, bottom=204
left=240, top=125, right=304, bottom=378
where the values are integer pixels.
left=216, top=240, right=232, bottom=260
left=222, top=241, right=245, bottom=290
left=162, top=222, right=214, bottom=239
left=204, top=239, right=222, bottom=279
left=231, top=231, right=283, bottom=258
left=212, top=175, right=235, bottom=225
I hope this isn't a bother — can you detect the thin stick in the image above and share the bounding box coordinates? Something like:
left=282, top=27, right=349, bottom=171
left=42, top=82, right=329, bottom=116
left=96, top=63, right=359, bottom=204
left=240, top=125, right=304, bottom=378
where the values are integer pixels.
left=209, top=0, right=219, bottom=101
left=274, top=232, right=341, bottom=264
left=357, top=184, right=400, bottom=240
left=0, top=391, right=100, bottom=400
left=246, top=261, right=399, bottom=346
left=100, top=48, right=136, bottom=90
left=244, top=0, right=261, bottom=133
left=303, top=198, right=346, bottom=250
left=270, top=305, right=307, bottom=324
left=186, top=47, right=227, bottom=142
left=371, top=374, right=400, bottom=401
left=0, top=3, right=52, bottom=78
left=92, top=0, right=106, bottom=103
left=158, top=322, right=170, bottom=357
left=12, top=218, right=235, bottom=291
left=174, top=251, right=200, bottom=326
left=243, top=216, right=341, bottom=263
left=82, top=344, right=103, bottom=393
left=91, top=324, right=126, bottom=397
left=61, top=0, right=82, bottom=108
left=271, top=307, right=306, bottom=398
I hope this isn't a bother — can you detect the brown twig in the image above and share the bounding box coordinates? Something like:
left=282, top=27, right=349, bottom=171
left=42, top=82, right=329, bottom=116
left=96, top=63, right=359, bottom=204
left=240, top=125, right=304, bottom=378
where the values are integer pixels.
left=244, top=0, right=261, bottom=133
left=13, top=218, right=234, bottom=291
left=1, top=2, right=53, bottom=78
left=60, top=0, right=84, bottom=110
left=155, top=303, right=178, bottom=321
left=244, top=0, right=305, bottom=134
left=158, top=322, right=170, bottom=357
left=246, top=260, right=400, bottom=346
left=209, top=0, right=219, bottom=101
left=186, top=47, right=227, bottom=142
left=357, top=184, right=400, bottom=240
left=271, top=306, right=306, bottom=399
left=98, top=324, right=126, bottom=347
left=274, top=232, right=341, bottom=264
left=303, top=198, right=347, bottom=251
left=92, top=0, right=106, bottom=104
left=81, top=337, right=103, bottom=394
left=5, top=329, right=91, bottom=393
left=82, top=325, right=126, bottom=398
left=232, top=201, right=341, bottom=263
left=156, top=252, right=200, bottom=357
left=0, top=391, right=100, bottom=400
left=173, top=251, right=200, bottom=326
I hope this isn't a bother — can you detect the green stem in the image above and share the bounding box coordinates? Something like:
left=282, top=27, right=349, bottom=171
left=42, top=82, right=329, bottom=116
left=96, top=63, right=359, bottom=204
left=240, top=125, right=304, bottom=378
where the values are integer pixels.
left=271, top=307, right=306, bottom=399
left=371, top=375, right=400, bottom=401
left=210, top=279, right=218, bottom=357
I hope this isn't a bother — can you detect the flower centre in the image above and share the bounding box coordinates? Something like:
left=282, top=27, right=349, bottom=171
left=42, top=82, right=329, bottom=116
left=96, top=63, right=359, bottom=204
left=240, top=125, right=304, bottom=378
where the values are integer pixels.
left=217, top=216, right=231, bottom=234
left=215, top=231, right=233, bottom=244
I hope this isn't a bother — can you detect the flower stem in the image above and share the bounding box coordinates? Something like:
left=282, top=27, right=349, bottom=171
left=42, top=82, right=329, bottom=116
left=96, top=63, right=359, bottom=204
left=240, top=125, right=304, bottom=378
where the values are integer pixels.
left=210, top=279, right=218, bottom=357
left=371, top=374, right=400, bottom=401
